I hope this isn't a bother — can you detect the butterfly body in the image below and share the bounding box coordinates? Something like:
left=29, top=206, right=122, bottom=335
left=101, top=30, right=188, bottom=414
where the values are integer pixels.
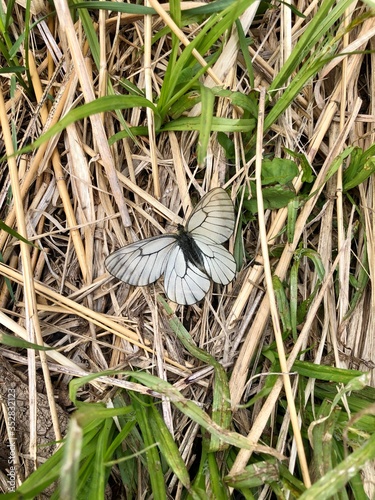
left=106, top=187, right=236, bottom=305
left=176, top=225, right=207, bottom=274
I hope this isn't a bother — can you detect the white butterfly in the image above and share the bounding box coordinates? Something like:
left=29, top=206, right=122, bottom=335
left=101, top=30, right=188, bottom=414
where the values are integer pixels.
left=105, top=187, right=236, bottom=305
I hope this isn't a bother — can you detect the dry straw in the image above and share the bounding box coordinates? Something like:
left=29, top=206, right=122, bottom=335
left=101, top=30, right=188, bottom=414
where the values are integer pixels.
left=1, top=0, right=374, bottom=496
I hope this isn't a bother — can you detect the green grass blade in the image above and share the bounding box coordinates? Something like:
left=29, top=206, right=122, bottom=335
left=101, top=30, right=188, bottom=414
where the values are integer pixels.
left=148, top=405, right=191, bottom=488
left=197, top=85, right=215, bottom=166
left=299, top=432, right=375, bottom=499
left=131, top=394, right=167, bottom=499
left=17, top=96, right=157, bottom=155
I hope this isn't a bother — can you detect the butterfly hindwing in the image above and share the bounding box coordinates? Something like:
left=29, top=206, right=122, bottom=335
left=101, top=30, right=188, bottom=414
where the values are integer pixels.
left=164, top=245, right=211, bottom=305
left=193, top=235, right=236, bottom=285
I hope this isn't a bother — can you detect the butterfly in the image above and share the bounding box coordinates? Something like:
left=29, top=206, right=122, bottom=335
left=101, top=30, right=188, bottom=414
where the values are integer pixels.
left=105, top=187, right=236, bottom=305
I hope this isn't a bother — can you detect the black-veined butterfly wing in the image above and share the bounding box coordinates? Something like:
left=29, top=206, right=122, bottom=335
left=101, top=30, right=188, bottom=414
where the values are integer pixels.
left=164, top=245, right=211, bottom=305
left=186, top=187, right=235, bottom=244
left=106, top=234, right=211, bottom=305
left=105, top=235, right=177, bottom=286
left=185, top=187, right=236, bottom=285
left=192, top=236, right=236, bottom=285
left=105, top=187, right=236, bottom=305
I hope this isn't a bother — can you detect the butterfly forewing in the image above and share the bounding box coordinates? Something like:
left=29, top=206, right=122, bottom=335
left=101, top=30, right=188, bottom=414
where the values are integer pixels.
left=105, top=235, right=177, bottom=286
left=186, top=187, right=235, bottom=244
